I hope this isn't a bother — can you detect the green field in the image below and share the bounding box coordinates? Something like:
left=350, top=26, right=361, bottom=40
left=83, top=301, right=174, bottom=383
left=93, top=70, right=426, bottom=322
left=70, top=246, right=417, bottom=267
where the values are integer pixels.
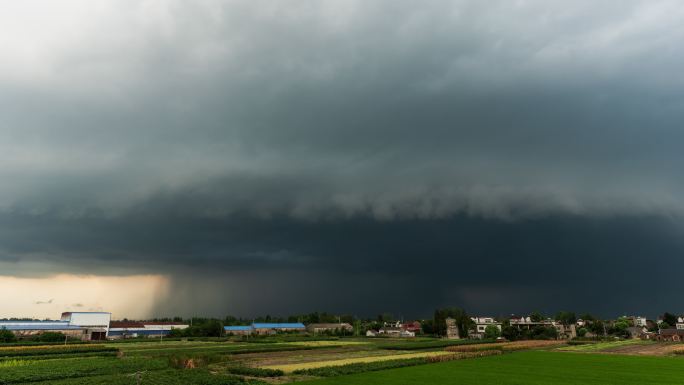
left=304, top=351, right=684, bottom=385
left=2, top=338, right=683, bottom=384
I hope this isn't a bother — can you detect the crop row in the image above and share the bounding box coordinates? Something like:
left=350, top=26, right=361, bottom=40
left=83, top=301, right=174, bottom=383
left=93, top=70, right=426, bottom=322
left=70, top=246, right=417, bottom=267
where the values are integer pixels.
left=0, top=356, right=167, bottom=384
left=0, top=345, right=118, bottom=358
left=30, top=369, right=267, bottom=385
left=0, top=350, right=118, bottom=362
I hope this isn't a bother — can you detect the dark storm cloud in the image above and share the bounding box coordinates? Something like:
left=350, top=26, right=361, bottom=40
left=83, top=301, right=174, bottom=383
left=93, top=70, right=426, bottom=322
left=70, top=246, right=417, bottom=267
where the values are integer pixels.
left=1, top=207, right=682, bottom=318
left=2, top=1, right=684, bottom=317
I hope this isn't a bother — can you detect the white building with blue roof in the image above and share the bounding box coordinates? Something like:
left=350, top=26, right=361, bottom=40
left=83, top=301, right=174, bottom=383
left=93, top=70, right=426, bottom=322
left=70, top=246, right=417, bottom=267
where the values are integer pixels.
left=0, top=312, right=111, bottom=341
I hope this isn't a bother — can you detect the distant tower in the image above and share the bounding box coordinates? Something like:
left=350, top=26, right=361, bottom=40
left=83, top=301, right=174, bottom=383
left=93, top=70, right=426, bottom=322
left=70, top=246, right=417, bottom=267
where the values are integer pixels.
left=445, top=317, right=460, bottom=339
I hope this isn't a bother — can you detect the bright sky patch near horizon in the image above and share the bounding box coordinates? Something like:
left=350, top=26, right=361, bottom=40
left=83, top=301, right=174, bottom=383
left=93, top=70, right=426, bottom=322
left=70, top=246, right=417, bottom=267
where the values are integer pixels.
left=0, top=274, right=169, bottom=319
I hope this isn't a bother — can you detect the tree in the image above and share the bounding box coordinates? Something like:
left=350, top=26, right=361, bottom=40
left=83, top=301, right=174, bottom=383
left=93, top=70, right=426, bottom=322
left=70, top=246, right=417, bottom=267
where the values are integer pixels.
left=433, top=308, right=473, bottom=338
left=541, top=326, right=559, bottom=340
left=530, top=325, right=558, bottom=340
left=611, top=318, right=629, bottom=337
left=662, top=313, right=677, bottom=327
left=0, top=328, right=16, bottom=343
left=421, top=319, right=435, bottom=335
left=33, top=332, right=66, bottom=343
left=577, top=327, right=588, bottom=337
left=555, top=311, right=577, bottom=325
left=659, top=322, right=670, bottom=330
left=484, top=325, right=501, bottom=339
left=529, top=311, right=544, bottom=322
left=501, top=325, right=519, bottom=341
left=588, top=319, right=605, bottom=336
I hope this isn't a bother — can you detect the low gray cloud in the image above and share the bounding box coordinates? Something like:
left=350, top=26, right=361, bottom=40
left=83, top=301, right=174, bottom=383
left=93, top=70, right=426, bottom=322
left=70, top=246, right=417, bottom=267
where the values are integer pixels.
left=1, top=1, right=684, bottom=317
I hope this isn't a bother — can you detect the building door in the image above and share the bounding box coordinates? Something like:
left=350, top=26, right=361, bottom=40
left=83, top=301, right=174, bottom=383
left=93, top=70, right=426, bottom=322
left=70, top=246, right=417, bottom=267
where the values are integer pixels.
left=91, top=332, right=106, bottom=340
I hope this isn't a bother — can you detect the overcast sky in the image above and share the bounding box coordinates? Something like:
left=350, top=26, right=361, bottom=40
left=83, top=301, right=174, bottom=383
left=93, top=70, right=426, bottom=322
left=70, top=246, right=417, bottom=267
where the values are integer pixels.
left=2, top=0, right=684, bottom=320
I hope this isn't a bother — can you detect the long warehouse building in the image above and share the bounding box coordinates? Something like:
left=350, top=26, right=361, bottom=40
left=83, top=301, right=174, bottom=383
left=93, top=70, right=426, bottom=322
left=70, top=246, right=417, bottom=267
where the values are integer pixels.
left=0, top=312, right=111, bottom=340
left=1, top=312, right=189, bottom=340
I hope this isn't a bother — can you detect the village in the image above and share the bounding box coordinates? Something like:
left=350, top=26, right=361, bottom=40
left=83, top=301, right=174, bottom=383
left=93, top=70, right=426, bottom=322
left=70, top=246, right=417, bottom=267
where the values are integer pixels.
left=2, top=310, right=684, bottom=343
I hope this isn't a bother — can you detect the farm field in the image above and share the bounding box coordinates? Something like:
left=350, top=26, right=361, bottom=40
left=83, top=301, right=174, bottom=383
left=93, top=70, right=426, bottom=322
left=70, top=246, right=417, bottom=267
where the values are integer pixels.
left=557, top=340, right=682, bottom=356
left=260, top=350, right=454, bottom=372
left=304, top=351, right=684, bottom=385
left=1, top=338, right=683, bottom=384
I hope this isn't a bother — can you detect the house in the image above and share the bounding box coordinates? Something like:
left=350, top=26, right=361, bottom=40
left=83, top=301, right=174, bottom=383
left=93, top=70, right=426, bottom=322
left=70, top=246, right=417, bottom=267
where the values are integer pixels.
left=509, top=315, right=554, bottom=329
left=469, top=316, right=501, bottom=339
left=401, top=321, right=422, bottom=334
left=677, top=317, right=684, bottom=330
left=640, top=331, right=657, bottom=340
left=657, top=329, right=684, bottom=342
left=626, top=326, right=648, bottom=339
left=376, top=321, right=415, bottom=337
left=306, top=323, right=353, bottom=334
left=378, top=326, right=415, bottom=337
left=224, top=325, right=253, bottom=336
left=509, top=315, right=575, bottom=339
left=624, top=316, right=648, bottom=327
left=445, top=317, right=460, bottom=339
left=366, top=330, right=379, bottom=337
left=555, top=323, right=577, bottom=339
left=60, top=312, right=111, bottom=340
left=251, top=323, right=305, bottom=335
left=223, top=322, right=306, bottom=336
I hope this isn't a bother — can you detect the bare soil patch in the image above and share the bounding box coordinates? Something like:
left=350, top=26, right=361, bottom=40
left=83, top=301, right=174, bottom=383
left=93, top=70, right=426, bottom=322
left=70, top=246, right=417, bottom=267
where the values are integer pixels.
left=601, top=342, right=681, bottom=356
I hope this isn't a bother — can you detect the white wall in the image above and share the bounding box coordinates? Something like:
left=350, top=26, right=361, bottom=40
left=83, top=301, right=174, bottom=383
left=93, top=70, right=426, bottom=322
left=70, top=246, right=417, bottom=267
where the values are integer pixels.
left=64, top=313, right=111, bottom=328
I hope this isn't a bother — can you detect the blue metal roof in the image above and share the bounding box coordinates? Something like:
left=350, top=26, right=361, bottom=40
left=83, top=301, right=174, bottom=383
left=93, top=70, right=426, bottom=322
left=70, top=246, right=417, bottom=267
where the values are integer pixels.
left=252, top=323, right=305, bottom=329
left=0, top=324, right=83, bottom=331
left=224, top=326, right=252, bottom=331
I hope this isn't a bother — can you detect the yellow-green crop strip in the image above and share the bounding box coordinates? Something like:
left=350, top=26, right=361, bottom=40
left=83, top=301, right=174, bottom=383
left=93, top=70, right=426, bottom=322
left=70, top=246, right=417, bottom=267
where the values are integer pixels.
left=557, top=340, right=648, bottom=352
left=261, top=351, right=453, bottom=372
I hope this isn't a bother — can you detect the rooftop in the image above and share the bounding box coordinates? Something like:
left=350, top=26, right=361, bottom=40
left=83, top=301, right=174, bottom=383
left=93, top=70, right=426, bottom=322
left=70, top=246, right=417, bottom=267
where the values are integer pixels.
left=252, top=323, right=305, bottom=329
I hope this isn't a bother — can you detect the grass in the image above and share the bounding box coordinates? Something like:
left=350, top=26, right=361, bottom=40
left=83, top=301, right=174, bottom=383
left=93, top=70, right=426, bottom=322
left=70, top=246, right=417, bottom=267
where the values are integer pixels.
left=261, top=351, right=454, bottom=372
left=303, top=350, right=684, bottom=384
